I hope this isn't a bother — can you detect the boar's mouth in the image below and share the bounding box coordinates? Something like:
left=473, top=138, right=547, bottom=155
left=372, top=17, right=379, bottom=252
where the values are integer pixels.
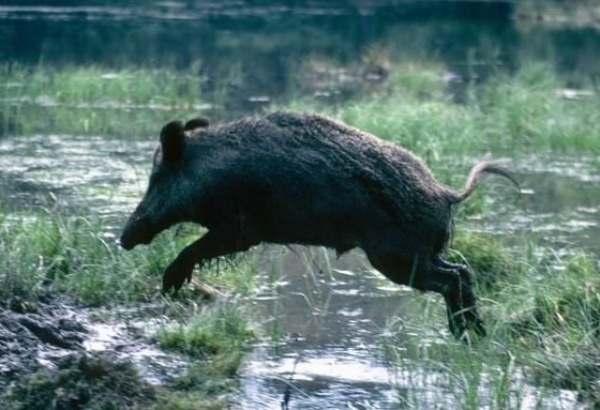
left=119, top=213, right=155, bottom=250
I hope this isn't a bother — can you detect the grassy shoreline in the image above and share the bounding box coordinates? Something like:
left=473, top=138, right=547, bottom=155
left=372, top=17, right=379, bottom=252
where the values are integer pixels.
left=0, top=63, right=206, bottom=138
left=287, top=63, right=600, bottom=157
left=0, top=211, right=256, bottom=410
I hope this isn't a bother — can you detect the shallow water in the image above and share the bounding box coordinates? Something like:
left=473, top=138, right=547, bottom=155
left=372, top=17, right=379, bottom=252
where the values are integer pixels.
left=474, top=154, right=600, bottom=252
left=82, top=305, right=190, bottom=385
left=233, top=247, right=582, bottom=410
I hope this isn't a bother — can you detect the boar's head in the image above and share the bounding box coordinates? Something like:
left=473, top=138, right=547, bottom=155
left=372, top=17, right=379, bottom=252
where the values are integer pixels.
left=120, top=118, right=206, bottom=250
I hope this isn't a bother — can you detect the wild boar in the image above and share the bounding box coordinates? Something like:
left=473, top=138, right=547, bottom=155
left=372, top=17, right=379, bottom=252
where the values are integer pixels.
left=120, top=111, right=518, bottom=340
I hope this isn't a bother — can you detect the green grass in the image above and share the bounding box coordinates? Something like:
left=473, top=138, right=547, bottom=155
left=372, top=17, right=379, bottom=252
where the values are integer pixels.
left=285, top=62, right=600, bottom=160
left=0, top=211, right=184, bottom=305
left=0, top=62, right=201, bottom=105
left=0, top=63, right=206, bottom=138
left=156, top=302, right=253, bottom=359
left=381, top=231, right=600, bottom=408
left=0, top=210, right=259, bottom=306
left=147, top=302, right=254, bottom=410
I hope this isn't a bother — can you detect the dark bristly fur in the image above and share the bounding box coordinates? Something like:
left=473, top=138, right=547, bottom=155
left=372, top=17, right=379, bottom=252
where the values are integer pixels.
left=120, top=111, right=519, bottom=340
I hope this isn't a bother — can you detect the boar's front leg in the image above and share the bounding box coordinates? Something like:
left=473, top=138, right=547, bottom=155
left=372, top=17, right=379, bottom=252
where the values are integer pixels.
left=163, top=227, right=258, bottom=293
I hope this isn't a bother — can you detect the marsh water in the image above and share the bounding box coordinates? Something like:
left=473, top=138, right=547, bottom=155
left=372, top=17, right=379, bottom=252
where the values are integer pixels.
left=1, top=2, right=600, bottom=409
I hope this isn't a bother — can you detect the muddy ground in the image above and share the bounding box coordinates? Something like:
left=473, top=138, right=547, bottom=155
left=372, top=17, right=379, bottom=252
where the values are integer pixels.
left=0, top=296, right=159, bottom=409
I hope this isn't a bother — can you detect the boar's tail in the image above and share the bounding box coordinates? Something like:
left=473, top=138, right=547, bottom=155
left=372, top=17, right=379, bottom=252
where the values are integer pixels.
left=450, top=161, right=520, bottom=204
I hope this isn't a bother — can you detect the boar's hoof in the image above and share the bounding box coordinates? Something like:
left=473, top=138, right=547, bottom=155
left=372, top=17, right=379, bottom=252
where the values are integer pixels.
left=448, top=307, right=487, bottom=344
left=162, top=257, right=196, bottom=293
left=469, top=315, right=487, bottom=339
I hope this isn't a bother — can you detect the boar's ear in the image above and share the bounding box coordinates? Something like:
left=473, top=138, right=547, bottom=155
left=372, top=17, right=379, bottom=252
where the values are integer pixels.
left=184, top=117, right=209, bottom=132
left=160, top=120, right=185, bottom=164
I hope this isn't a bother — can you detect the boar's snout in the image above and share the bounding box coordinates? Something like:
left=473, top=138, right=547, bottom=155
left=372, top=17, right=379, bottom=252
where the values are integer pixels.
left=119, top=212, right=154, bottom=250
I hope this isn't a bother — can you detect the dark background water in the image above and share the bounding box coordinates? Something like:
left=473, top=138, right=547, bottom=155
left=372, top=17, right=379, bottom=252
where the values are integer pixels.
left=2, top=1, right=600, bottom=116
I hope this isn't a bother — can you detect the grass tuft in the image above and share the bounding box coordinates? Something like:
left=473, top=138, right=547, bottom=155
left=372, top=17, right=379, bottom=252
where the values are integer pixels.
left=2, top=352, right=155, bottom=410
left=156, top=302, right=253, bottom=359
left=0, top=212, right=181, bottom=305
left=448, top=232, right=517, bottom=291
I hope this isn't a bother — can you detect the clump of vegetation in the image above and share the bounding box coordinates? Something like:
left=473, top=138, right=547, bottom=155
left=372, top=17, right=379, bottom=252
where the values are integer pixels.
left=2, top=352, right=156, bottom=410
left=1, top=348, right=247, bottom=410
left=448, top=232, right=517, bottom=291
left=0, top=211, right=190, bottom=305
left=152, top=302, right=254, bottom=410
left=156, top=302, right=253, bottom=359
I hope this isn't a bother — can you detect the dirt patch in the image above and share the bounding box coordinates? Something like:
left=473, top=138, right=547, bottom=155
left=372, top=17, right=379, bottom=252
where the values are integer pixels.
left=0, top=297, right=158, bottom=410
left=0, top=296, right=86, bottom=389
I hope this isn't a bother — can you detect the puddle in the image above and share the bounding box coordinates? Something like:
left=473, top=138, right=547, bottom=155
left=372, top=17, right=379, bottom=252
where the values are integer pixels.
left=0, top=298, right=188, bottom=393
left=234, top=247, right=405, bottom=409
left=469, top=153, right=600, bottom=251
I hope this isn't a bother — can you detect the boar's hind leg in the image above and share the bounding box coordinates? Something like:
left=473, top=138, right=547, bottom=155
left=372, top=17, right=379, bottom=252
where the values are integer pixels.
left=367, top=252, right=482, bottom=340
left=163, top=228, right=258, bottom=293
left=432, top=257, right=486, bottom=338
